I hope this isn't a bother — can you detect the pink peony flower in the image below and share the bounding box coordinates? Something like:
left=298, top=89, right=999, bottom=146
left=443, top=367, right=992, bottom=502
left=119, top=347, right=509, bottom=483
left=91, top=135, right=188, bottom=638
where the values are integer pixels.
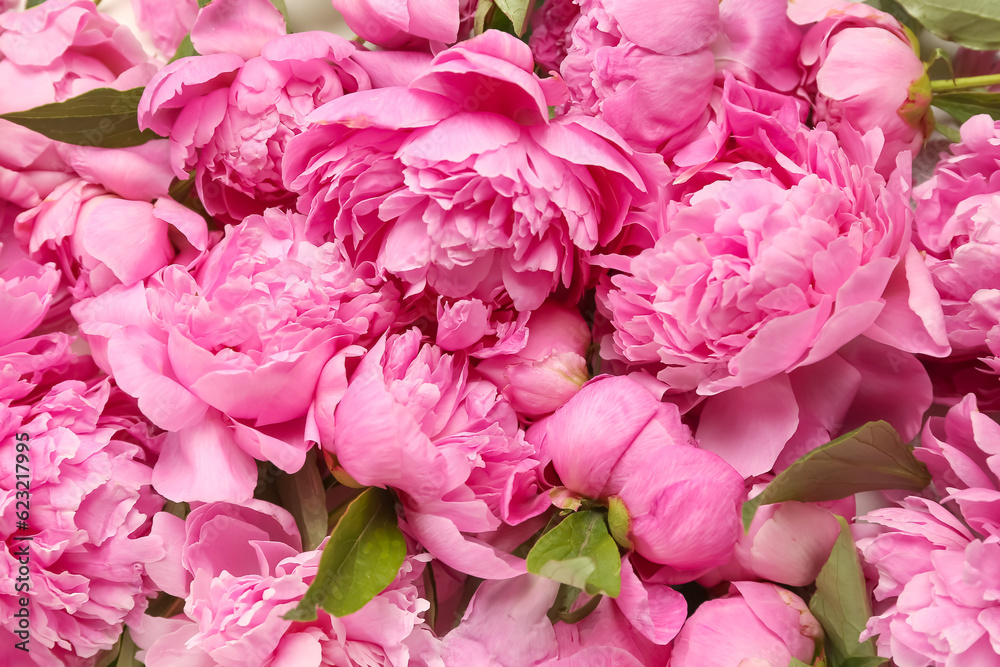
left=858, top=496, right=1000, bottom=666
left=283, top=30, right=662, bottom=312
left=0, top=253, right=59, bottom=350
left=600, top=120, right=946, bottom=397
left=670, top=581, right=823, bottom=667
left=0, top=0, right=156, bottom=111
left=320, top=327, right=546, bottom=579
left=475, top=301, right=590, bottom=419
left=527, top=375, right=745, bottom=578
left=135, top=500, right=440, bottom=667
left=72, top=208, right=400, bottom=502
left=331, top=0, right=475, bottom=48
left=554, top=0, right=801, bottom=155
left=790, top=0, right=933, bottom=177
left=138, top=0, right=374, bottom=222
left=0, top=377, right=166, bottom=667
left=15, top=178, right=209, bottom=299
left=914, top=115, right=1000, bottom=357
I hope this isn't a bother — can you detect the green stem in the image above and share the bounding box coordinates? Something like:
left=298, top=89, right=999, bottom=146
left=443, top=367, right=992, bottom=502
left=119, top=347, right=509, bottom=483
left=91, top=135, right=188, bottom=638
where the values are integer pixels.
left=931, top=73, right=1000, bottom=92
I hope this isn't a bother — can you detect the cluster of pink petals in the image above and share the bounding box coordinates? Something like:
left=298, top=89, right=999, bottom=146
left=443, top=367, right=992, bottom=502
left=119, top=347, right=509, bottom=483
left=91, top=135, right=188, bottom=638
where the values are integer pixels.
left=858, top=394, right=1000, bottom=666
left=320, top=327, right=545, bottom=579
left=283, top=30, right=661, bottom=312
left=73, top=208, right=400, bottom=502
left=134, top=500, right=440, bottom=666
left=138, top=0, right=375, bottom=222
left=0, top=371, right=165, bottom=667
left=553, top=0, right=802, bottom=155
left=332, top=0, right=476, bottom=48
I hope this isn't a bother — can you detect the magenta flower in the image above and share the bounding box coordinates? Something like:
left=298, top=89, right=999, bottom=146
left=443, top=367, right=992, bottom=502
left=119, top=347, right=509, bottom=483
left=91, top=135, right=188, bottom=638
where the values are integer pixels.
left=528, top=375, right=744, bottom=577
left=790, top=0, right=933, bottom=177
left=321, top=327, right=545, bottom=579
left=138, top=0, right=374, bottom=222
left=0, top=377, right=165, bottom=667
left=670, top=582, right=823, bottom=667
left=73, top=208, right=400, bottom=502
left=283, top=30, right=661, bottom=312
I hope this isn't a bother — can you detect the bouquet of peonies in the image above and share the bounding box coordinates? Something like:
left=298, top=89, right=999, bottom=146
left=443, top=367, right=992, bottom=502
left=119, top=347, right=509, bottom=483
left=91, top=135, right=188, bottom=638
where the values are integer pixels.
left=3, top=0, right=1000, bottom=664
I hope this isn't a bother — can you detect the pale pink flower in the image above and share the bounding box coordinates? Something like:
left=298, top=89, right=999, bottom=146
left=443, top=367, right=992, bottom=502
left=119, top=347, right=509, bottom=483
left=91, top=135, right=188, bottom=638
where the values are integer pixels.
left=130, top=0, right=198, bottom=59
left=283, top=30, right=661, bottom=312
left=320, top=327, right=546, bottom=579
left=790, top=0, right=933, bottom=177
left=138, top=0, right=373, bottom=222
left=72, top=208, right=399, bottom=502
left=0, top=378, right=165, bottom=667
left=670, top=582, right=823, bottom=667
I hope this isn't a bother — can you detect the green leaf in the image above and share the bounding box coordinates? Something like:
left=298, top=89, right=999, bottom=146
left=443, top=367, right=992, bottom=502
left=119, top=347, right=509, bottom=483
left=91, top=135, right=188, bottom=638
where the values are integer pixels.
left=788, top=659, right=812, bottom=667
left=932, top=92, right=1000, bottom=125
left=284, top=487, right=406, bottom=620
left=1, top=87, right=160, bottom=149
left=607, top=495, right=632, bottom=550
left=742, top=421, right=930, bottom=530
left=169, top=34, right=199, bottom=63
left=526, top=510, right=621, bottom=598
left=26, top=0, right=48, bottom=7
left=839, top=658, right=889, bottom=667
left=809, top=517, right=882, bottom=666
left=893, top=0, right=1000, bottom=50
left=493, top=0, right=533, bottom=36
left=867, top=0, right=923, bottom=33
left=276, top=449, right=329, bottom=552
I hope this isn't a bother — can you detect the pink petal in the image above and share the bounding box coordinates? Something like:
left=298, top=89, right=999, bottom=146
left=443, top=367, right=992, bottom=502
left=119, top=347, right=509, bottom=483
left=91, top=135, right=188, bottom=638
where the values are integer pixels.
left=81, top=199, right=172, bottom=285
left=616, top=555, right=687, bottom=645
left=190, top=0, right=285, bottom=59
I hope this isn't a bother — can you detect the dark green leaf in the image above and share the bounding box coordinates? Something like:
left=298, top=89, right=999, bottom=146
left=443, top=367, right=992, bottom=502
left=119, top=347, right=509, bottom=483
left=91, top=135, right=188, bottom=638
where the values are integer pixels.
left=276, top=449, right=329, bottom=552
left=867, top=0, right=923, bottom=33
left=932, top=92, right=1000, bottom=124
left=26, top=0, right=48, bottom=7
left=284, top=487, right=405, bottom=620
left=809, top=517, right=881, bottom=666
left=894, top=0, right=1000, bottom=49
left=526, top=510, right=621, bottom=598
left=742, top=421, right=930, bottom=530
left=493, top=0, right=533, bottom=36
left=104, top=630, right=142, bottom=667
left=936, top=121, right=963, bottom=143
left=1, top=87, right=159, bottom=149
left=839, top=658, right=889, bottom=667
left=169, top=34, right=199, bottom=63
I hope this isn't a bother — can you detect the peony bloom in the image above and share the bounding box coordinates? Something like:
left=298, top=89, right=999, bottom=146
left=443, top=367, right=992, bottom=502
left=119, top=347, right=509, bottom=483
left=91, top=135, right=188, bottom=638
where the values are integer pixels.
left=600, top=117, right=947, bottom=398
left=475, top=301, right=590, bottom=419
left=73, top=208, right=400, bottom=502
left=790, top=0, right=933, bottom=177
left=0, top=0, right=156, bottom=111
left=552, top=0, right=801, bottom=155
left=15, top=179, right=209, bottom=299
left=914, top=115, right=1000, bottom=357
left=858, top=395, right=1000, bottom=666
left=138, top=0, right=374, bottom=222
left=331, top=0, right=475, bottom=48
left=135, top=500, right=440, bottom=667
left=320, top=327, right=546, bottom=579
left=283, top=30, right=662, bottom=312
left=859, top=496, right=1000, bottom=666
left=670, top=582, right=823, bottom=667
left=0, top=376, right=166, bottom=667
left=527, top=375, right=744, bottom=578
